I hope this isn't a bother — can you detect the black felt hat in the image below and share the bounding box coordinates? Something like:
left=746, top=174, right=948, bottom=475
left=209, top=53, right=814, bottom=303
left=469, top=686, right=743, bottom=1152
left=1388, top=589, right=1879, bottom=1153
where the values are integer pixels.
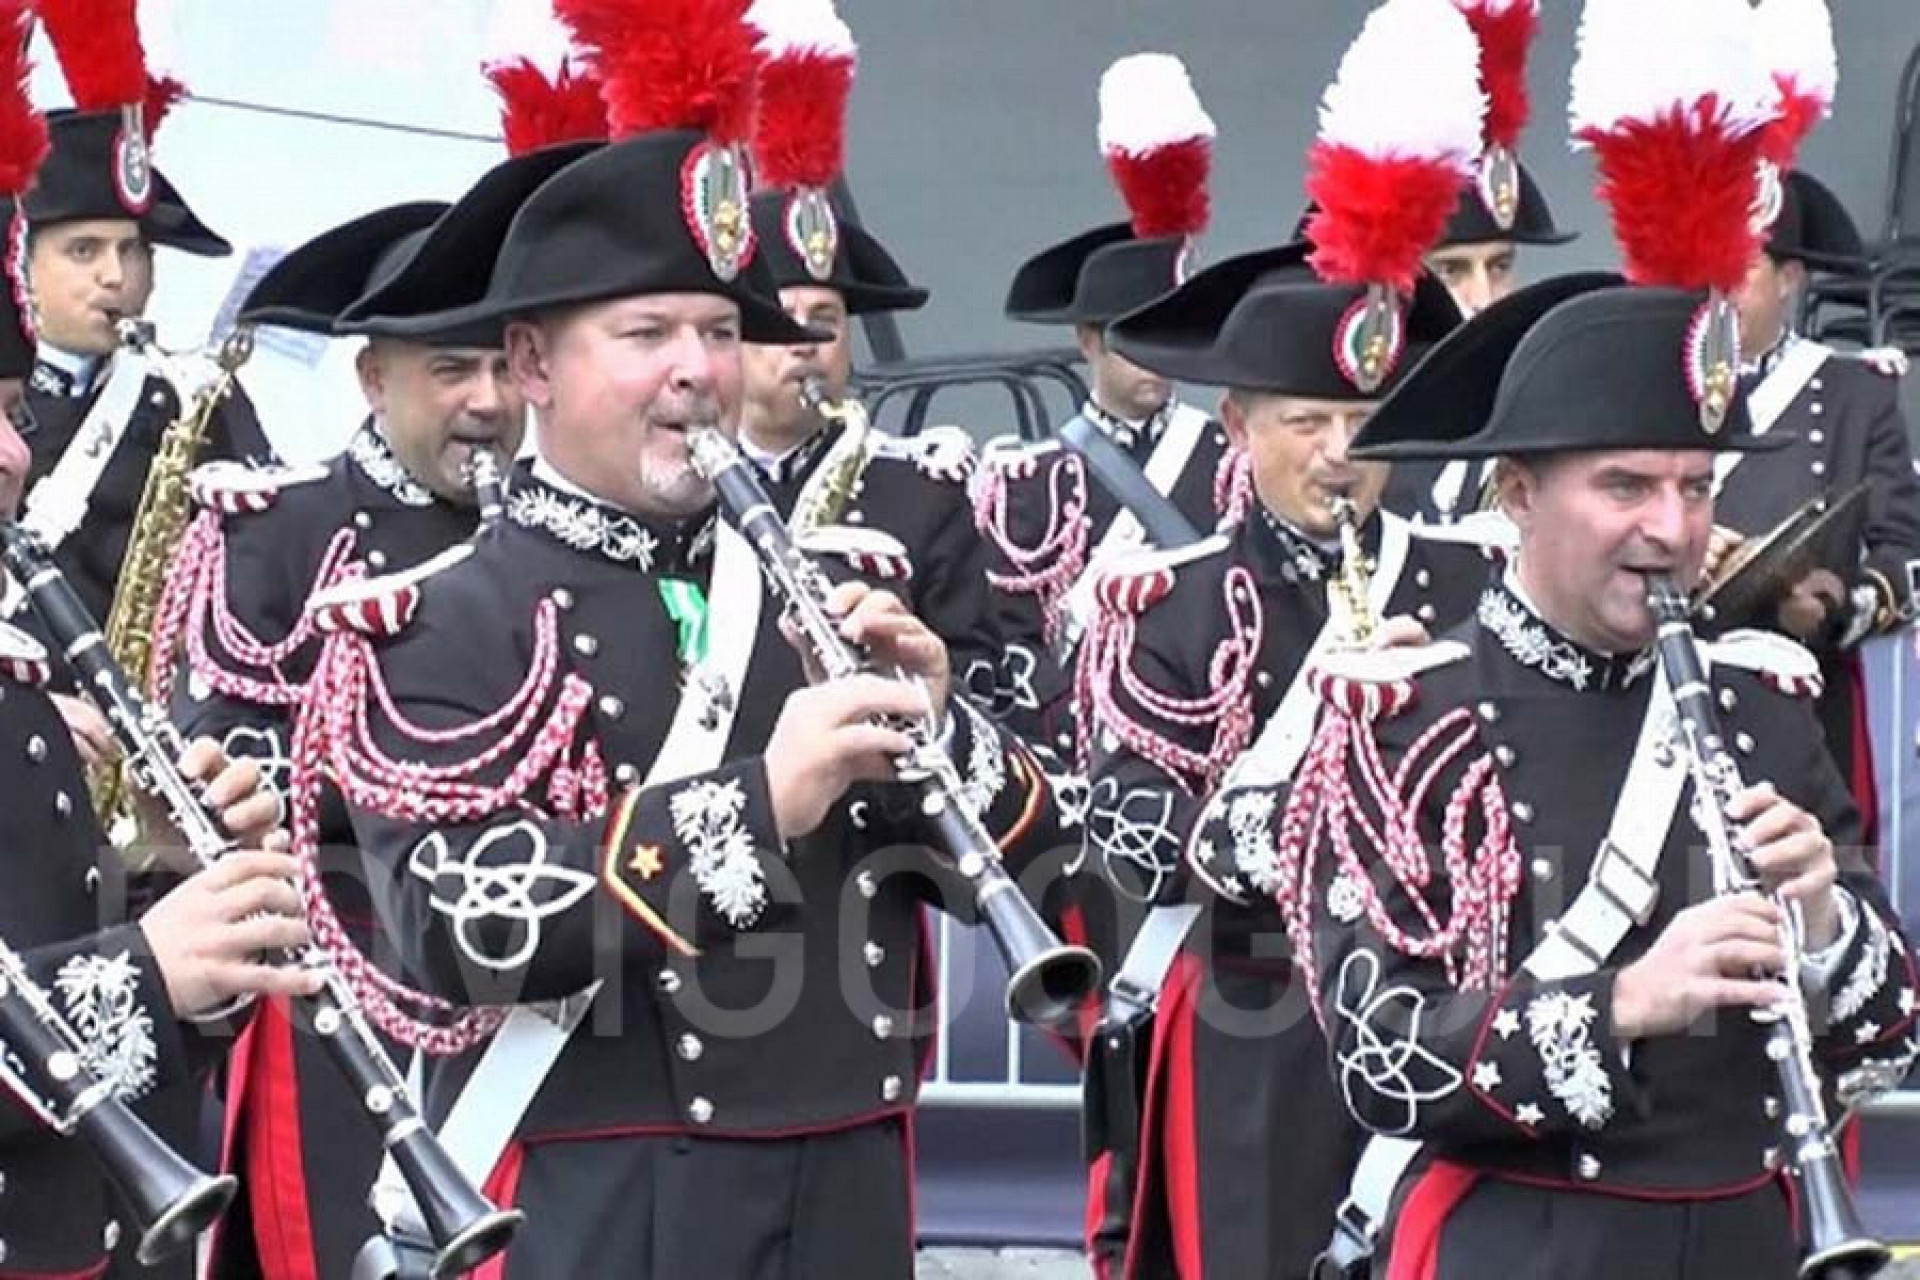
left=240, top=202, right=449, bottom=336
left=23, top=112, right=229, bottom=256
left=747, top=191, right=928, bottom=314
left=1765, top=170, right=1865, bottom=269
left=1437, top=162, right=1576, bottom=248
left=1004, top=222, right=1189, bottom=326
left=1107, top=241, right=1462, bottom=398
left=1349, top=280, right=1792, bottom=460
left=337, top=133, right=817, bottom=345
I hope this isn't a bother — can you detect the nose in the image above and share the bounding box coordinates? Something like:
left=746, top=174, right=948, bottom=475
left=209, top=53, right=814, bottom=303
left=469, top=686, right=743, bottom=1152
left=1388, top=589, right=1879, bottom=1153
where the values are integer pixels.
left=1457, top=267, right=1494, bottom=317
left=666, top=328, right=717, bottom=392
left=466, top=371, right=506, bottom=419
left=1638, top=483, right=1691, bottom=554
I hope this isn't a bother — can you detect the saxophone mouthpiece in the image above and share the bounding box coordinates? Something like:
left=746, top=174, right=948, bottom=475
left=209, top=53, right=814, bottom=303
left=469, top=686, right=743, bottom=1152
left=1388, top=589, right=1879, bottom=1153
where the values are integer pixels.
left=798, top=376, right=830, bottom=414
left=114, top=317, right=156, bottom=350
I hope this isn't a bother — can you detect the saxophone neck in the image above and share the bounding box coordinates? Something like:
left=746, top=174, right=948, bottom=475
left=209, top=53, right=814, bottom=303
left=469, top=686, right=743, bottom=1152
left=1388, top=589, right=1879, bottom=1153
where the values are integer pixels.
left=1327, top=497, right=1377, bottom=646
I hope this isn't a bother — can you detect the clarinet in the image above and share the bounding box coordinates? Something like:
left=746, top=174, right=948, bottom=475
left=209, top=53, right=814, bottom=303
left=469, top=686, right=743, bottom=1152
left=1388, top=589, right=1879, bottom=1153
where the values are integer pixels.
left=464, top=447, right=507, bottom=527
left=685, top=425, right=1103, bottom=1030
left=0, top=522, right=523, bottom=1280
left=0, top=932, right=236, bottom=1264
left=1643, top=574, right=1888, bottom=1280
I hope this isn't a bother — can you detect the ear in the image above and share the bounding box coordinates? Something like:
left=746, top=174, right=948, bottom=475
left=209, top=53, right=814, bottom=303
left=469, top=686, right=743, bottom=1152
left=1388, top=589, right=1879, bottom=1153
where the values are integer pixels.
left=1073, top=323, right=1105, bottom=364
left=1779, top=257, right=1809, bottom=300
left=1218, top=390, right=1250, bottom=452
left=504, top=320, right=554, bottom=410
left=353, top=342, right=386, bottom=415
left=1493, top=457, right=1535, bottom=528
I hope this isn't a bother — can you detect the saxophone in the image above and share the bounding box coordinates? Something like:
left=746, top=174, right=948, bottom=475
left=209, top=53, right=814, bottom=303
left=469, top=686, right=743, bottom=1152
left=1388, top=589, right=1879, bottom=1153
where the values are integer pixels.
left=1326, top=495, right=1378, bottom=647
left=790, top=376, right=875, bottom=540
left=90, top=319, right=254, bottom=852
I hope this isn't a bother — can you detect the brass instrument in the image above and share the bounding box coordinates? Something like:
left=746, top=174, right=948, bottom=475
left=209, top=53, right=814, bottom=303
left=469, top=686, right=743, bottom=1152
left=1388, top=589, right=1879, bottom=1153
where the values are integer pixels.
left=91, top=319, right=254, bottom=852
left=0, top=523, right=524, bottom=1280
left=1644, top=574, right=1889, bottom=1280
left=0, top=931, right=236, bottom=1264
left=791, top=376, right=875, bottom=540
left=1326, top=495, right=1378, bottom=647
left=685, top=424, right=1103, bottom=1029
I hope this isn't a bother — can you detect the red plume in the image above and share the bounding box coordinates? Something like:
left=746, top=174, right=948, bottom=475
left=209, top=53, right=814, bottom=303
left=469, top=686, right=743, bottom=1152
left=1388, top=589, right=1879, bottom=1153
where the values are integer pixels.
left=143, top=73, right=185, bottom=140
left=486, top=58, right=608, bottom=156
left=1759, top=80, right=1823, bottom=168
left=36, top=0, right=149, bottom=111
left=1106, top=140, right=1211, bottom=240
left=0, top=0, right=47, bottom=196
left=753, top=48, right=853, bottom=190
left=553, top=0, right=762, bottom=143
left=1577, top=97, right=1765, bottom=292
left=1457, top=0, right=1537, bottom=151
left=1305, top=148, right=1467, bottom=291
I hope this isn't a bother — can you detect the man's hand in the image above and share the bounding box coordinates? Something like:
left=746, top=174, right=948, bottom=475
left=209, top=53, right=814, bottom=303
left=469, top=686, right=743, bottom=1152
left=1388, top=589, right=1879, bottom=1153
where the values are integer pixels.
left=763, top=673, right=931, bottom=840
left=139, top=850, right=321, bottom=1017
left=1775, top=567, right=1847, bottom=643
left=1370, top=615, right=1431, bottom=650
left=1701, top=524, right=1746, bottom=582
left=50, top=693, right=115, bottom=768
left=1727, top=781, right=1839, bottom=948
left=135, top=739, right=283, bottom=873
left=1611, top=893, right=1788, bottom=1039
left=781, top=580, right=951, bottom=727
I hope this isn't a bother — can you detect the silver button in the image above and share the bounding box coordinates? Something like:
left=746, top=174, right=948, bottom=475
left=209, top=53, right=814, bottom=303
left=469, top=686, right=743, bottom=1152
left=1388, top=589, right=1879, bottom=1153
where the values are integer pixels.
left=847, top=510, right=865, bottom=524
left=1811, top=461, right=1826, bottom=477
left=0, top=1238, right=9, bottom=1263
left=1531, top=857, right=1553, bottom=882
left=856, top=871, right=878, bottom=900
left=573, top=634, right=599, bottom=658
left=599, top=695, right=625, bottom=720
left=1718, top=687, right=1737, bottom=712
left=1255, top=671, right=1273, bottom=688
left=150, top=390, right=167, bottom=407
left=688, top=1097, right=714, bottom=1125
left=881, top=1075, right=903, bottom=1102
left=676, top=1033, right=704, bottom=1062
left=1763, top=1146, right=1782, bottom=1171
left=1055, top=733, right=1072, bottom=749
left=1763, top=1096, right=1782, bottom=1120
left=615, top=763, right=640, bottom=786
left=1476, top=701, right=1500, bottom=724
left=657, top=969, right=683, bottom=995
left=367, top=550, right=389, bottom=571
left=1416, top=569, right=1432, bottom=588
left=1808, top=429, right=1825, bottom=445
left=1576, top=1153, right=1602, bottom=1181
left=1810, top=402, right=1824, bottom=416
left=1735, top=732, right=1755, bottom=755
left=1494, top=745, right=1517, bottom=768
left=353, top=511, right=373, bottom=531
left=25, top=734, right=46, bottom=763
left=53, top=791, right=71, bottom=818
left=872, top=1015, right=894, bottom=1040
left=0, top=1170, right=6, bottom=1195
left=552, top=588, right=575, bottom=610
left=1511, top=801, right=1534, bottom=824
left=1811, top=378, right=1824, bottom=391
left=863, top=942, right=885, bottom=968
left=1416, top=604, right=1436, bottom=623
left=84, top=866, right=101, bottom=895
left=103, top=1219, right=120, bottom=1250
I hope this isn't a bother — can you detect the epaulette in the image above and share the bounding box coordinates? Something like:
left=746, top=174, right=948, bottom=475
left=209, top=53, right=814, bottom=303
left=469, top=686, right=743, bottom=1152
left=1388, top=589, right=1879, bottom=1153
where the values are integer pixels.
left=976, top=433, right=1067, bottom=481
left=1847, top=346, right=1909, bottom=379
left=798, top=524, right=914, bottom=582
left=870, top=425, right=977, bottom=485
left=189, top=459, right=330, bottom=515
left=0, top=623, right=51, bottom=685
left=1408, top=509, right=1518, bottom=557
left=1092, top=533, right=1232, bottom=615
left=1703, top=628, right=1824, bottom=699
left=1307, top=639, right=1473, bottom=720
left=307, top=544, right=475, bottom=637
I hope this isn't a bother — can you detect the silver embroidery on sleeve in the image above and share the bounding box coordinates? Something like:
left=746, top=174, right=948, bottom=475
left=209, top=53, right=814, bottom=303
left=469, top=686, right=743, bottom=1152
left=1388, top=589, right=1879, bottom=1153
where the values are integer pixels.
left=1526, top=989, right=1614, bottom=1130
left=55, top=952, right=158, bottom=1101
left=1226, top=789, right=1281, bottom=895
left=670, top=778, right=767, bottom=927
left=1086, top=777, right=1180, bottom=903
left=1832, top=901, right=1892, bottom=1025
left=1332, top=949, right=1464, bottom=1135
left=954, top=700, right=1008, bottom=816
left=409, top=822, right=597, bottom=971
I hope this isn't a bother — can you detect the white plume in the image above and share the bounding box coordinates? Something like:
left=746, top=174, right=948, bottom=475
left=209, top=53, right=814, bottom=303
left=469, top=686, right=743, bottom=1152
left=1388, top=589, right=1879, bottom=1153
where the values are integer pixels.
left=748, top=0, right=856, bottom=60
left=1455, top=0, right=1539, bottom=15
left=1753, top=0, right=1838, bottom=109
left=1318, top=0, right=1485, bottom=167
left=1098, top=53, right=1215, bottom=155
left=1569, top=0, right=1777, bottom=138
left=482, top=0, right=576, bottom=75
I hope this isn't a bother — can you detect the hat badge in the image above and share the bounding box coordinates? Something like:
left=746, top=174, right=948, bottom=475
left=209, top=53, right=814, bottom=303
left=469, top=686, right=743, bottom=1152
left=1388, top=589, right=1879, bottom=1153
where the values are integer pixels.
left=1476, top=145, right=1520, bottom=233
left=112, top=104, right=155, bottom=216
left=680, top=141, right=756, bottom=282
left=1750, top=159, right=1785, bottom=235
left=1682, top=295, right=1740, bottom=434
left=783, top=188, right=839, bottom=282
left=1334, top=285, right=1405, bottom=394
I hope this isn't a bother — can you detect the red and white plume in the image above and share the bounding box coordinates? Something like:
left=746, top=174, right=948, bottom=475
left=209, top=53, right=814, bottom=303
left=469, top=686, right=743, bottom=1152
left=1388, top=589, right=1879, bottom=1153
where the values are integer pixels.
left=1455, top=0, right=1538, bottom=153
left=36, top=0, right=148, bottom=112
left=1570, top=0, right=1775, bottom=293
left=1097, top=53, right=1214, bottom=242
left=482, top=0, right=607, bottom=155
left=1751, top=0, right=1837, bottom=171
left=748, top=0, right=856, bottom=192
left=553, top=0, right=763, bottom=143
left=1304, top=0, right=1484, bottom=292
left=0, top=0, right=46, bottom=197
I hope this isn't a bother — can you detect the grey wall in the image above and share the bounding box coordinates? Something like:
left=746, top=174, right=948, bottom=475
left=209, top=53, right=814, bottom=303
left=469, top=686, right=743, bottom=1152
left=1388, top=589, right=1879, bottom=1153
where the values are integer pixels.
left=835, top=0, right=1919, bottom=364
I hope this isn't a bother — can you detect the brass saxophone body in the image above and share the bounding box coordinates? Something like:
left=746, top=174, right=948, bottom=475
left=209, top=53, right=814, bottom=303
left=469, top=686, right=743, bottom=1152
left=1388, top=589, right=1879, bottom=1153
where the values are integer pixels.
left=790, top=376, right=875, bottom=540
left=91, top=319, right=254, bottom=849
left=1326, top=495, right=1378, bottom=647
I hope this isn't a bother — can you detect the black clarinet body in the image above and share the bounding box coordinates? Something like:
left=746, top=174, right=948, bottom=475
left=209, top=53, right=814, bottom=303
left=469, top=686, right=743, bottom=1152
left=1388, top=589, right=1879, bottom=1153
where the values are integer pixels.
left=1643, top=573, right=1887, bottom=1280
left=0, top=521, right=522, bottom=1280
left=685, top=426, right=1102, bottom=1030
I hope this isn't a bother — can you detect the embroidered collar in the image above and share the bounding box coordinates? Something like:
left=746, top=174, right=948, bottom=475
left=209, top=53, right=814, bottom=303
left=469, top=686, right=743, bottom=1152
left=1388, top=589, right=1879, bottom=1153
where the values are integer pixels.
left=741, top=422, right=836, bottom=488
left=348, top=424, right=435, bottom=508
left=1082, top=398, right=1170, bottom=457
left=1247, top=504, right=1354, bottom=586
left=1739, top=330, right=1798, bottom=382
left=30, top=346, right=101, bottom=399
left=1477, top=577, right=1653, bottom=693
left=506, top=468, right=714, bottom=575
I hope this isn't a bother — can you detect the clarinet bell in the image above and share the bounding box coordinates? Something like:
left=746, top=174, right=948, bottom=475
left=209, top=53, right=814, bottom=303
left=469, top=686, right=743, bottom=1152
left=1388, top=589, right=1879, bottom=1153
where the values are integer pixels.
left=978, top=883, right=1103, bottom=1031
left=76, top=1097, right=237, bottom=1265
left=1797, top=1169, right=1889, bottom=1280
left=428, top=1205, right=525, bottom=1280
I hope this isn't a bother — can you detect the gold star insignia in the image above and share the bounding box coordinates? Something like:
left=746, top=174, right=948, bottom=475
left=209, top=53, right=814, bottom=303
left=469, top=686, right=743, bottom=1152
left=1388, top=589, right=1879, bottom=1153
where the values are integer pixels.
left=628, top=844, right=664, bottom=880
